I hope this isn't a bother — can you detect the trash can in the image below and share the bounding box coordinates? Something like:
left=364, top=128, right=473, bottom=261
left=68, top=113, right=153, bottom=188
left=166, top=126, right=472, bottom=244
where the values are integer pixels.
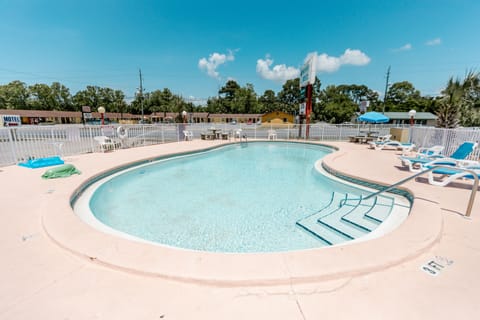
left=389, top=127, right=410, bottom=143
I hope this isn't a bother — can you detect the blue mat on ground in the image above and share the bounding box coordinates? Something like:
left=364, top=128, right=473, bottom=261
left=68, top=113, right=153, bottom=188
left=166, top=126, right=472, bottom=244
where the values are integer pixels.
left=18, top=156, right=64, bottom=169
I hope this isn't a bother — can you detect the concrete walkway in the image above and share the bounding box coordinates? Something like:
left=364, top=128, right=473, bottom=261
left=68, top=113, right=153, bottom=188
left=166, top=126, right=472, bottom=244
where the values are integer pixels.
left=0, top=140, right=479, bottom=319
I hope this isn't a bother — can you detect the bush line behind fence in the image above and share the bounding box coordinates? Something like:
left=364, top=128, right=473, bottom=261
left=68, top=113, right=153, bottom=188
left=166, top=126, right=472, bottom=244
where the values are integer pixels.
left=1, top=123, right=479, bottom=167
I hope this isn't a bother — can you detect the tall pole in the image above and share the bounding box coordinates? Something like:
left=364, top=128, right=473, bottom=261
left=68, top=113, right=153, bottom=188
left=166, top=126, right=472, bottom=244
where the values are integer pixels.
left=305, top=83, right=313, bottom=139
left=139, top=68, right=144, bottom=123
left=383, top=66, right=390, bottom=114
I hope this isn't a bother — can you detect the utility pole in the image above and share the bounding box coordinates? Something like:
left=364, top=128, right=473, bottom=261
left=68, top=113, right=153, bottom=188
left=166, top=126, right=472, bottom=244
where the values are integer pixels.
left=138, top=68, right=144, bottom=123
left=383, top=66, right=390, bottom=114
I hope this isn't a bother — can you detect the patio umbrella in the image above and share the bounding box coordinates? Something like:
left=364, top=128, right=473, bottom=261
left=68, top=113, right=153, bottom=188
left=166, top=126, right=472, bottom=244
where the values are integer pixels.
left=357, top=111, right=389, bottom=123
left=357, top=111, right=390, bottom=136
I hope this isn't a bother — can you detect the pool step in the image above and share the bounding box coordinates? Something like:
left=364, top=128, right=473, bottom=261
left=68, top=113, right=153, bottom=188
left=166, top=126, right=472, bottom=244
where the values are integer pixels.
left=296, top=192, right=395, bottom=245
left=296, top=193, right=358, bottom=245
left=365, top=196, right=394, bottom=223
left=318, top=197, right=368, bottom=240
left=341, top=197, right=381, bottom=232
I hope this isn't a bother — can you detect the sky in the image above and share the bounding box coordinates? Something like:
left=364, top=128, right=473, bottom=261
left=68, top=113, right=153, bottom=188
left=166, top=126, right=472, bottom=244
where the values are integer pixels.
left=1, top=0, right=479, bottom=104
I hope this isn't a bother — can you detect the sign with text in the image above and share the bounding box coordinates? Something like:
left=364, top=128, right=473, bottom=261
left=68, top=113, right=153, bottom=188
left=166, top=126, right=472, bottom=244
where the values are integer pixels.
left=300, top=55, right=316, bottom=87
left=299, top=103, right=306, bottom=115
left=421, top=256, right=453, bottom=277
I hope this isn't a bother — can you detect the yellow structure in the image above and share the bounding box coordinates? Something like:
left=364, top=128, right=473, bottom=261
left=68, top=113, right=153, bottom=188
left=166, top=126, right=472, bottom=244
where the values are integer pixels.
left=261, top=111, right=294, bottom=126
left=389, top=127, right=410, bottom=143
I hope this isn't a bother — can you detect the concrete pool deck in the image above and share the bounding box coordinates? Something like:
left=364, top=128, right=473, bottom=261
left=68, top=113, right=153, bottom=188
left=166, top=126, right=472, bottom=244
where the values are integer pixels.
left=1, top=140, right=479, bottom=319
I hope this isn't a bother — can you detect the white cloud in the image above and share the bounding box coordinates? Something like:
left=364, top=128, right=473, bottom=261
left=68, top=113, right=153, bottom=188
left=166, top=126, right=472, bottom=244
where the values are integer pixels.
left=198, top=50, right=235, bottom=79
left=309, top=49, right=371, bottom=73
left=256, top=56, right=300, bottom=81
left=393, top=43, right=412, bottom=52
left=256, top=49, right=370, bottom=82
left=315, top=53, right=341, bottom=72
left=339, top=49, right=371, bottom=66
left=426, top=38, right=442, bottom=46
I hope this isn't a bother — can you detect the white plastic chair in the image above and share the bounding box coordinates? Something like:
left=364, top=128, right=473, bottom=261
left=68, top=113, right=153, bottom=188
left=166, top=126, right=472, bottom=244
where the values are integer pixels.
left=94, top=136, right=116, bottom=152
left=267, top=129, right=277, bottom=140
left=235, top=129, right=242, bottom=139
left=183, top=130, right=193, bottom=141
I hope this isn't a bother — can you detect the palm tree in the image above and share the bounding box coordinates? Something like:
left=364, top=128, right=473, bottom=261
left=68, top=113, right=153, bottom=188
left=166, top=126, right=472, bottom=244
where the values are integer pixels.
left=459, top=71, right=480, bottom=126
left=436, top=77, right=461, bottom=128
left=436, top=71, right=480, bottom=128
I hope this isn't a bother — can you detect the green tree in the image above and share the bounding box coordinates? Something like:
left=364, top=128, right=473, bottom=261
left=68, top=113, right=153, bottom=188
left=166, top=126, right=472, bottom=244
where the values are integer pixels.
left=73, top=86, right=102, bottom=111
left=218, top=80, right=241, bottom=113
left=258, top=89, right=278, bottom=113
left=51, top=82, right=74, bottom=111
left=385, top=81, right=421, bottom=111
left=72, top=85, right=126, bottom=114
left=205, top=96, right=222, bottom=113
left=336, top=84, right=380, bottom=111
left=459, top=71, right=480, bottom=126
left=27, top=82, right=74, bottom=111
left=277, top=78, right=301, bottom=114
left=232, top=83, right=258, bottom=114
left=146, top=89, right=175, bottom=113
left=316, top=85, right=358, bottom=123
left=436, top=77, right=462, bottom=128
left=0, top=81, right=29, bottom=109
left=436, top=71, right=480, bottom=127
left=28, top=83, right=54, bottom=110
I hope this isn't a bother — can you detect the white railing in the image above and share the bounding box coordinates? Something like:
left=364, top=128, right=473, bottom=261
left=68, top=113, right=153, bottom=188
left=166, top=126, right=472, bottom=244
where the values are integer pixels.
left=1, top=123, right=478, bottom=167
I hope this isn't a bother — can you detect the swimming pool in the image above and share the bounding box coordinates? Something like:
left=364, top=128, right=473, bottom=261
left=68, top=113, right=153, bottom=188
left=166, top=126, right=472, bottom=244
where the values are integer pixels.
left=74, top=142, right=400, bottom=253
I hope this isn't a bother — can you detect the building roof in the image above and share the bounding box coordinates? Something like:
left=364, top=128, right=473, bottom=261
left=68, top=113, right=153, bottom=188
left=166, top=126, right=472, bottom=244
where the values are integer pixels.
left=384, top=112, right=437, bottom=120
left=0, top=109, right=140, bottom=119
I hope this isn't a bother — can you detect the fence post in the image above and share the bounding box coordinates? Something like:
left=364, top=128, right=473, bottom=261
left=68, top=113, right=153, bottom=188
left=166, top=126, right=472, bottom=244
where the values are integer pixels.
left=161, top=124, right=165, bottom=144
left=89, top=126, right=96, bottom=153
left=442, top=128, right=447, bottom=153
left=7, top=128, right=19, bottom=164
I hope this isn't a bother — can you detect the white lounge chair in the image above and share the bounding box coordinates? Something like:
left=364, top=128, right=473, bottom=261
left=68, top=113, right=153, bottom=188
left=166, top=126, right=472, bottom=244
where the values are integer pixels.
left=413, top=145, right=445, bottom=158
left=183, top=130, right=193, bottom=141
left=374, top=134, right=392, bottom=143
left=369, top=139, right=415, bottom=153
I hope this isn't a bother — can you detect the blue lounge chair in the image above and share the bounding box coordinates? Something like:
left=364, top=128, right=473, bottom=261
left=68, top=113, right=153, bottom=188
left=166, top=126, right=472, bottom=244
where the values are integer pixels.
left=427, top=163, right=480, bottom=187
left=400, top=141, right=478, bottom=172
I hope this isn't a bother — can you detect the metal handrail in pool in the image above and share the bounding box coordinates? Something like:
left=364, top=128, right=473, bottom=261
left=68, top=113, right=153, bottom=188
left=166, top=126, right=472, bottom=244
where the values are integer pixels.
left=364, top=165, right=478, bottom=217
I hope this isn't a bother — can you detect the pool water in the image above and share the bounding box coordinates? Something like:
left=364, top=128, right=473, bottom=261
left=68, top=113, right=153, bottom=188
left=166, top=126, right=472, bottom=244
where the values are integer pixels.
left=88, top=142, right=366, bottom=253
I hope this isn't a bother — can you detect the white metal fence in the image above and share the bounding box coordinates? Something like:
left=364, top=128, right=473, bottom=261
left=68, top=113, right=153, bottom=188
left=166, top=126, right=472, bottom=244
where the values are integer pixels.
left=410, top=126, right=480, bottom=160
left=1, top=123, right=479, bottom=167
